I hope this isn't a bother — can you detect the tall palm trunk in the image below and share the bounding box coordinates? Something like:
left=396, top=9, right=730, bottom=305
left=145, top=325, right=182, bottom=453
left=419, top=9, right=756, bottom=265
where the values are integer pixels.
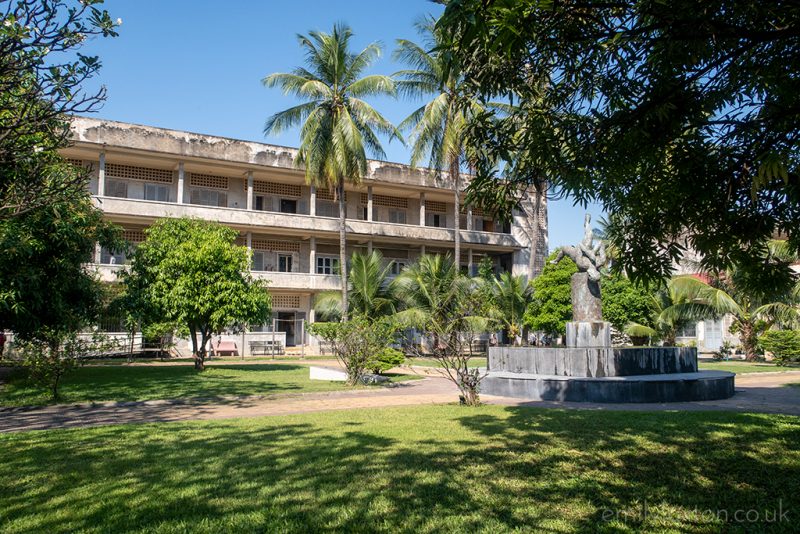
left=338, top=177, right=349, bottom=320
left=451, top=157, right=460, bottom=272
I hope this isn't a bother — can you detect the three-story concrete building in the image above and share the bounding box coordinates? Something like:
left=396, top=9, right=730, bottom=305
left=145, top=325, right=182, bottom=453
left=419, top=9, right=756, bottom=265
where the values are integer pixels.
left=63, top=117, right=548, bottom=350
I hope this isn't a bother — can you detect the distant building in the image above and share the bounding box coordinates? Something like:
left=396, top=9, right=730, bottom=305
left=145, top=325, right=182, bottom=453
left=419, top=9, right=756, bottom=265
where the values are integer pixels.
left=64, top=117, right=548, bottom=351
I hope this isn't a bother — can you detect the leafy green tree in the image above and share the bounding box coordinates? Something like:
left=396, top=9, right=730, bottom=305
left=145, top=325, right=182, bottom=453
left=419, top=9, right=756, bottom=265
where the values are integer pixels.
left=759, top=330, right=800, bottom=366
left=394, top=254, right=489, bottom=405
left=438, top=1, right=800, bottom=290
left=309, top=315, right=399, bottom=385
left=263, top=23, right=400, bottom=318
left=524, top=252, right=576, bottom=338
left=0, top=192, right=121, bottom=339
left=122, top=218, right=271, bottom=370
left=601, top=273, right=656, bottom=333
left=314, top=250, right=397, bottom=321
left=394, top=17, right=486, bottom=267
left=1, top=0, right=119, bottom=220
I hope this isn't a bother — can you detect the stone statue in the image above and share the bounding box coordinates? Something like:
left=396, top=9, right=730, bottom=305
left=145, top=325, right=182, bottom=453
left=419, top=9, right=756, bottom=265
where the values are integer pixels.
left=551, top=214, right=610, bottom=346
left=550, top=214, right=607, bottom=281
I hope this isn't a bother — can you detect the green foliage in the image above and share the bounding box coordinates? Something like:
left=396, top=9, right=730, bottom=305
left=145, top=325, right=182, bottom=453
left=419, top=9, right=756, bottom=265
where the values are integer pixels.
left=490, top=272, right=533, bottom=344
left=0, top=191, right=122, bottom=340
left=601, top=273, right=655, bottom=332
left=17, top=331, right=118, bottom=400
left=263, top=23, right=400, bottom=316
left=122, top=218, right=271, bottom=370
left=712, top=341, right=735, bottom=361
left=759, top=330, right=800, bottom=366
left=309, top=316, right=399, bottom=385
left=394, top=254, right=489, bottom=405
left=314, top=251, right=396, bottom=321
left=524, top=252, right=576, bottom=337
left=438, top=1, right=800, bottom=290
left=370, top=347, right=405, bottom=375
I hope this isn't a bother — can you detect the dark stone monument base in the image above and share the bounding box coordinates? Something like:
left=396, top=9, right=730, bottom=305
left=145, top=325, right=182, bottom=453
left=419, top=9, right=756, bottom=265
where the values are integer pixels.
left=481, top=370, right=735, bottom=403
left=482, top=346, right=735, bottom=403
left=565, top=321, right=611, bottom=348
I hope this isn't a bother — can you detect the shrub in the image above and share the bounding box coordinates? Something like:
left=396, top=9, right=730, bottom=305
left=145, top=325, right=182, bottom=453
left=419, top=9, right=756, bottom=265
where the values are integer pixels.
left=309, top=316, right=399, bottom=385
left=712, top=340, right=734, bottom=361
left=758, top=330, right=800, bottom=366
left=370, top=347, right=405, bottom=374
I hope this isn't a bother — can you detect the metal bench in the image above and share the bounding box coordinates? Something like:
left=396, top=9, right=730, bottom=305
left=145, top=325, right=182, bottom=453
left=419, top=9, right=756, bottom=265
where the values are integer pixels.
left=249, top=340, right=284, bottom=356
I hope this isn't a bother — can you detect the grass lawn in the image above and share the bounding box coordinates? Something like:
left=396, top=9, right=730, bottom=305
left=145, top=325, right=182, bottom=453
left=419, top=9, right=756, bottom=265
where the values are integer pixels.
left=0, top=364, right=420, bottom=407
left=407, top=356, right=487, bottom=368
left=698, top=360, right=799, bottom=374
left=0, top=405, right=798, bottom=533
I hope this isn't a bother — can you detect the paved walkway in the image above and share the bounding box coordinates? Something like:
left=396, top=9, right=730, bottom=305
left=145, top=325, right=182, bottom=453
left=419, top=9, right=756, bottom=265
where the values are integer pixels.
left=1, top=370, right=799, bottom=433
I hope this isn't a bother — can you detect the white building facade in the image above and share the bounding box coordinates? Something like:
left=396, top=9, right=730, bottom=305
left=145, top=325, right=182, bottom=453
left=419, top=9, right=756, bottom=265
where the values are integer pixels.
left=65, top=118, right=548, bottom=351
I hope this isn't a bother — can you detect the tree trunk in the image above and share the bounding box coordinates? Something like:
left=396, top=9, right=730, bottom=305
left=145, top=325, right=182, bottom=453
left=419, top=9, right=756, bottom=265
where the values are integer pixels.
left=189, top=325, right=204, bottom=371
left=528, top=183, right=544, bottom=280
left=338, top=178, right=349, bottom=321
left=740, top=321, right=760, bottom=361
left=451, top=157, right=460, bottom=272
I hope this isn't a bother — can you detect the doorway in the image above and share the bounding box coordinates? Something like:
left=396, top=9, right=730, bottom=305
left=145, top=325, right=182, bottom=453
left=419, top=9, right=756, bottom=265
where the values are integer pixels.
left=278, top=312, right=296, bottom=346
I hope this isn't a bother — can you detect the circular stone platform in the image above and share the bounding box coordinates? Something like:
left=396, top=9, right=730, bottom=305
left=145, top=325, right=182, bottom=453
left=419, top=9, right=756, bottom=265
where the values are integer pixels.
left=482, top=346, right=735, bottom=403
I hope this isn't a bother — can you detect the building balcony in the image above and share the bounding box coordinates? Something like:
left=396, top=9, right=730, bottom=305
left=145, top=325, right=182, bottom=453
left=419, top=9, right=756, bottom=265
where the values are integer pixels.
left=93, top=196, right=523, bottom=250
left=89, top=264, right=341, bottom=292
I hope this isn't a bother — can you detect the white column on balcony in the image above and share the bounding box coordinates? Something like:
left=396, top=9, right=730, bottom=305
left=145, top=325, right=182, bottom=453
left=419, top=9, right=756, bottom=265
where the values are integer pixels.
left=177, top=162, right=185, bottom=204
left=466, top=205, right=473, bottom=231
left=309, top=185, right=316, bottom=217
left=367, top=186, right=373, bottom=222
left=246, top=231, right=253, bottom=267
left=94, top=242, right=102, bottom=263
left=468, top=248, right=474, bottom=276
left=309, top=236, right=316, bottom=274
left=97, top=151, right=106, bottom=196
left=419, top=192, right=426, bottom=226
left=246, top=171, right=254, bottom=211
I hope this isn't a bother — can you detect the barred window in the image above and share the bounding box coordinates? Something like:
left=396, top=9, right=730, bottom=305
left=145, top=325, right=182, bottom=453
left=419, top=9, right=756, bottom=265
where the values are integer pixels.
left=189, top=173, right=228, bottom=190
left=426, top=200, right=447, bottom=213
left=252, top=181, right=301, bottom=197
left=190, top=189, right=227, bottom=207
left=106, top=163, right=173, bottom=183
left=251, top=240, right=300, bottom=252
left=144, top=183, right=169, bottom=202
left=272, top=294, right=301, bottom=309
left=105, top=179, right=128, bottom=198
left=360, top=193, right=408, bottom=208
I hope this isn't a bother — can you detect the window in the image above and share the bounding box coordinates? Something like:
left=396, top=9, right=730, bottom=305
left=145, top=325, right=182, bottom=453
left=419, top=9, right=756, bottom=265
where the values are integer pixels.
left=482, top=219, right=494, bottom=232
left=390, top=261, right=406, bottom=276
left=360, top=206, right=369, bottom=220
left=316, top=256, right=339, bottom=275
left=280, top=199, right=297, bottom=214
left=105, top=179, right=128, bottom=198
left=677, top=323, right=697, bottom=338
left=388, top=210, right=407, bottom=224
left=144, top=183, right=169, bottom=202
left=278, top=254, right=293, bottom=273
left=255, top=195, right=267, bottom=211
left=317, top=200, right=337, bottom=218
left=100, top=246, right=126, bottom=265
left=190, top=188, right=227, bottom=207
left=426, top=213, right=444, bottom=228
left=252, top=251, right=265, bottom=272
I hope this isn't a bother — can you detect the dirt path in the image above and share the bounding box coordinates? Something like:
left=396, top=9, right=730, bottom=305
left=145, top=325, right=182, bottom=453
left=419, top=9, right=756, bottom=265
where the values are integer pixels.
left=1, top=371, right=798, bottom=433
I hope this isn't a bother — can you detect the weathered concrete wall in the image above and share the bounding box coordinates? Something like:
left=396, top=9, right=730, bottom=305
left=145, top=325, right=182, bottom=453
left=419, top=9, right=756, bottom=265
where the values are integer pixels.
left=489, top=346, right=698, bottom=377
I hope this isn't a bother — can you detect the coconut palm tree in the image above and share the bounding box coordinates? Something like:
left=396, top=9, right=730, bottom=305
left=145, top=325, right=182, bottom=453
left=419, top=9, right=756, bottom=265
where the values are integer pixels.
left=489, top=272, right=533, bottom=345
left=314, top=250, right=397, bottom=321
left=263, top=23, right=401, bottom=319
left=393, top=17, right=485, bottom=271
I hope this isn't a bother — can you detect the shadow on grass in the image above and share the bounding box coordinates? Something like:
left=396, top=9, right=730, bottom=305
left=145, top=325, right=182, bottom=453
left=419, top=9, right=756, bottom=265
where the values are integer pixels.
left=1, top=406, right=798, bottom=532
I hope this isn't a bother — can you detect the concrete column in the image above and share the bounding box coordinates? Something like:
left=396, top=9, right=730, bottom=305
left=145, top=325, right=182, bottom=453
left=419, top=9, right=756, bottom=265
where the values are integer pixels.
left=246, top=171, right=254, bottom=211
left=309, top=236, right=316, bottom=274
left=419, top=192, right=426, bottom=226
left=246, top=232, right=253, bottom=267
left=367, top=186, right=373, bottom=222
left=466, top=205, right=473, bottom=231
left=177, top=162, right=185, bottom=204
left=97, top=151, right=106, bottom=196
left=94, top=242, right=102, bottom=264
left=309, top=185, right=316, bottom=217
left=420, top=245, right=426, bottom=256
left=367, top=240, right=373, bottom=255
left=309, top=307, right=315, bottom=324
left=468, top=248, right=474, bottom=276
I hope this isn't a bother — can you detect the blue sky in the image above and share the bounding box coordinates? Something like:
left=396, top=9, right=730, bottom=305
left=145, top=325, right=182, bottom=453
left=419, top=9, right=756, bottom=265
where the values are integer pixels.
left=80, top=0, right=604, bottom=249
